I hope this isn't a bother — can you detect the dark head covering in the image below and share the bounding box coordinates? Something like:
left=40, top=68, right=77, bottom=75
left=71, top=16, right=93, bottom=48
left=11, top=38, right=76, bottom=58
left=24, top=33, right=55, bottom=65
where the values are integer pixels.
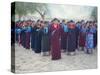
left=68, top=20, right=76, bottom=29
left=52, top=18, right=60, bottom=22
left=62, top=19, right=66, bottom=22
left=37, top=19, right=41, bottom=22
left=69, top=20, right=75, bottom=23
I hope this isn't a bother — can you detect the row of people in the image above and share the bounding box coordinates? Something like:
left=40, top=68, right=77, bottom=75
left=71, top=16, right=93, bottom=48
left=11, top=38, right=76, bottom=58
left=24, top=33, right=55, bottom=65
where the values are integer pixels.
left=15, top=18, right=97, bottom=60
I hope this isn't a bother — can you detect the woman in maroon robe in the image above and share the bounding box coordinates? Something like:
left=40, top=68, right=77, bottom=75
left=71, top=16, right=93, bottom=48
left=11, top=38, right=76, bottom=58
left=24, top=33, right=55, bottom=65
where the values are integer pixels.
left=25, top=25, right=31, bottom=49
left=50, top=18, right=61, bottom=60
left=79, top=24, right=86, bottom=50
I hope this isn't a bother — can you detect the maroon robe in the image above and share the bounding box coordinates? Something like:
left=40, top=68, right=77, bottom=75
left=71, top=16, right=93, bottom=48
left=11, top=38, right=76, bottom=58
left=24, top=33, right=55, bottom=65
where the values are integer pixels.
left=79, top=32, right=86, bottom=47
left=25, top=32, right=30, bottom=49
left=50, top=24, right=61, bottom=60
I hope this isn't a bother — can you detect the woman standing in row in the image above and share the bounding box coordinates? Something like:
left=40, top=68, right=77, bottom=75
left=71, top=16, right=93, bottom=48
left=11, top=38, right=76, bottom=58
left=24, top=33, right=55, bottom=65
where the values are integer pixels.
left=67, top=20, right=77, bottom=55
left=41, top=21, right=50, bottom=56
left=85, top=22, right=95, bottom=54
left=61, top=20, right=68, bottom=52
left=50, top=18, right=62, bottom=60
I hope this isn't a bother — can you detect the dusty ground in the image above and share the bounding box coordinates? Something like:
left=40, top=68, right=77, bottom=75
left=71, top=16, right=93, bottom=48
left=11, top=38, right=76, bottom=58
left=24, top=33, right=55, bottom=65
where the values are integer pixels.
left=15, top=44, right=97, bottom=73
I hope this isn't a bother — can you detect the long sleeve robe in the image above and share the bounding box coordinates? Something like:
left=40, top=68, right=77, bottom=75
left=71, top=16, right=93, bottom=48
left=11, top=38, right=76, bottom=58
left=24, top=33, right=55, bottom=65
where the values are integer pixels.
left=50, top=24, right=61, bottom=60
left=67, top=28, right=77, bottom=52
left=85, top=28, right=94, bottom=49
left=41, top=26, right=50, bottom=52
left=34, top=27, right=42, bottom=53
left=25, top=26, right=31, bottom=49
left=61, top=23, right=68, bottom=50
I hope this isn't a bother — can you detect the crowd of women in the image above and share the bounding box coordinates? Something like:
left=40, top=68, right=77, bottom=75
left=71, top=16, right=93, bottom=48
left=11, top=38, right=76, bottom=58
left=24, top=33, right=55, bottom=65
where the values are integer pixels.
left=15, top=18, right=97, bottom=60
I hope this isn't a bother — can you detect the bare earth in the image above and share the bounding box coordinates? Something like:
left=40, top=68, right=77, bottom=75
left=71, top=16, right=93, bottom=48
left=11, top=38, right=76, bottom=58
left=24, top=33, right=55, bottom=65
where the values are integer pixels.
left=15, top=44, right=97, bottom=73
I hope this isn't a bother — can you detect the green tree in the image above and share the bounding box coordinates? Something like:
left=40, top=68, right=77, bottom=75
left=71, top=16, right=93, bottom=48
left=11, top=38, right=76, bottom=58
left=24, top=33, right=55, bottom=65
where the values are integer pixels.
left=91, top=7, right=97, bottom=21
left=15, top=2, right=48, bottom=20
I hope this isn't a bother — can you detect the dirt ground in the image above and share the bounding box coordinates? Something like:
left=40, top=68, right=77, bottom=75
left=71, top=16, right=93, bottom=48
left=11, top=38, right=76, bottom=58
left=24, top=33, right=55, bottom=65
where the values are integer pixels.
left=14, top=44, right=97, bottom=73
